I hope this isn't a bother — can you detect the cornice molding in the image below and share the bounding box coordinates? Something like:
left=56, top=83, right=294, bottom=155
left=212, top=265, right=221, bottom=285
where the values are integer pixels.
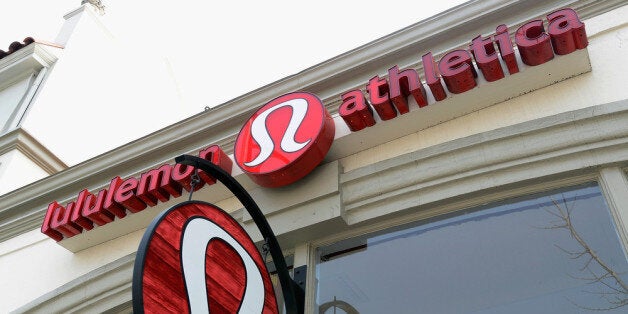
left=340, top=100, right=628, bottom=225
left=0, top=44, right=59, bottom=90
left=0, top=128, right=68, bottom=174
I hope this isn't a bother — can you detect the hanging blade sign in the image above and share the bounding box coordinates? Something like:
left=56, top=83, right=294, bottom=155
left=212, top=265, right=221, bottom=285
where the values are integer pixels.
left=133, top=201, right=278, bottom=313
left=133, top=155, right=303, bottom=314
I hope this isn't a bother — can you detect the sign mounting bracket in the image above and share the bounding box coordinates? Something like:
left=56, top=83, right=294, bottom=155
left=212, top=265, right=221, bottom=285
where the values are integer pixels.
left=175, top=154, right=304, bottom=314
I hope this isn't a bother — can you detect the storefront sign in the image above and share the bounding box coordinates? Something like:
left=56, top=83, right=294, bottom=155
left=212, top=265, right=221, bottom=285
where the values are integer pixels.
left=41, top=146, right=232, bottom=241
left=234, top=92, right=335, bottom=188
left=40, top=8, right=589, bottom=243
left=133, top=201, right=278, bottom=313
left=40, top=91, right=336, bottom=241
left=339, top=8, right=588, bottom=131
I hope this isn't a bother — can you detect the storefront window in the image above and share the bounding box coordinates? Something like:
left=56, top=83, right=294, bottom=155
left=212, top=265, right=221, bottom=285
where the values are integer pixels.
left=316, top=183, right=628, bottom=313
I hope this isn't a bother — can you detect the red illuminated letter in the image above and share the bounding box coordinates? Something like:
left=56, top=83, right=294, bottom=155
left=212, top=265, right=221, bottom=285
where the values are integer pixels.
left=339, top=90, right=376, bottom=132
left=171, top=164, right=195, bottom=193
left=388, top=65, right=427, bottom=109
left=137, top=165, right=178, bottom=206
left=438, top=50, right=477, bottom=94
left=70, top=189, right=95, bottom=230
left=494, top=25, right=519, bottom=75
left=114, top=177, right=146, bottom=213
left=172, top=146, right=233, bottom=192
left=103, top=177, right=127, bottom=218
left=41, top=202, right=64, bottom=241
left=367, top=76, right=396, bottom=120
left=197, top=145, right=233, bottom=186
left=471, top=35, right=504, bottom=82
left=516, top=20, right=554, bottom=66
left=422, top=52, right=447, bottom=101
left=82, top=189, right=114, bottom=226
left=50, top=202, right=82, bottom=237
left=547, top=8, right=587, bottom=55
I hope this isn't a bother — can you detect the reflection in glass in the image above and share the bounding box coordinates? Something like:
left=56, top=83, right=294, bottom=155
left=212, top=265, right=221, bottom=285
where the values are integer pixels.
left=270, top=266, right=293, bottom=314
left=319, top=296, right=360, bottom=314
left=316, top=183, right=628, bottom=313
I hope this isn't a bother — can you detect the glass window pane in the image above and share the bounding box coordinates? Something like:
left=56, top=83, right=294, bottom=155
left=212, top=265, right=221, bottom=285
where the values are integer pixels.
left=316, top=183, right=628, bottom=313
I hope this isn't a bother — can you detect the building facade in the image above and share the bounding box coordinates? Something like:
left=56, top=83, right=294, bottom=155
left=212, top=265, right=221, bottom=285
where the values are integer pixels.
left=1, top=0, right=628, bottom=313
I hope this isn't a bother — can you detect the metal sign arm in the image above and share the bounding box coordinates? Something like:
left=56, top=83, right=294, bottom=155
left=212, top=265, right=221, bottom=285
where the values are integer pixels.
left=175, top=154, right=303, bottom=314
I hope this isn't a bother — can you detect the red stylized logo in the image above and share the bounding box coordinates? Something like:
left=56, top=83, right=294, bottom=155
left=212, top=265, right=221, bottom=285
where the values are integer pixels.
left=133, top=201, right=278, bottom=314
left=234, top=92, right=335, bottom=187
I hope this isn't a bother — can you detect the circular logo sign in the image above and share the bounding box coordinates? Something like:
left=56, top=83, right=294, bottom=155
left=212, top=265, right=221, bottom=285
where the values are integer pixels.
left=133, top=201, right=278, bottom=313
left=234, top=92, right=335, bottom=188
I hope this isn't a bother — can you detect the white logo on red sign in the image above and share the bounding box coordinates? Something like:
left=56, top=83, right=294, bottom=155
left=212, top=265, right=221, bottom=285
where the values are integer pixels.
left=234, top=92, right=335, bottom=188
left=243, top=98, right=311, bottom=167
left=181, top=217, right=265, bottom=313
left=133, top=201, right=278, bottom=313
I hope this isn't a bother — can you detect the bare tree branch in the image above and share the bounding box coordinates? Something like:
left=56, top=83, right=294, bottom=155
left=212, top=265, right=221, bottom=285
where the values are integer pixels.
left=545, top=195, right=628, bottom=310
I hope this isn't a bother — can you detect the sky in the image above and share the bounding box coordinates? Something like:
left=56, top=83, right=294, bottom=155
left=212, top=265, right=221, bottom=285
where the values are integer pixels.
left=0, top=0, right=467, bottom=164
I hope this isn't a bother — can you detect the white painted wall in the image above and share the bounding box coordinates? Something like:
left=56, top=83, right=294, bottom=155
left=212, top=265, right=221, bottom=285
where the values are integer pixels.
left=0, top=228, right=144, bottom=312
left=0, top=150, right=49, bottom=195
left=22, top=6, right=183, bottom=166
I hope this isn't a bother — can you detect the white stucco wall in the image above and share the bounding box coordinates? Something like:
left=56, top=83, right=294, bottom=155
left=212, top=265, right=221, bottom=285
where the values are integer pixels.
left=21, top=6, right=183, bottom=166
left=0, top=228, right=144, bottom=312
left=0, top=150, right=49, bottom=195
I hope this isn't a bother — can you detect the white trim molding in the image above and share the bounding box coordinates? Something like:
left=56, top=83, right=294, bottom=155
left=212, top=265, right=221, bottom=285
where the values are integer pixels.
left=340, top=100, right=628, bottom=225
left=598, top=167, right=628, bottom=251
left=0, top=43, right=59, bottom=91
left=0, top=128, right=67, bottom=174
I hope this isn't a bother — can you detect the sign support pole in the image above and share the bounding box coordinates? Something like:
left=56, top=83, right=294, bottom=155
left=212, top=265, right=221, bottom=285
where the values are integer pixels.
left=175, top=155, right=304, bottom=314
